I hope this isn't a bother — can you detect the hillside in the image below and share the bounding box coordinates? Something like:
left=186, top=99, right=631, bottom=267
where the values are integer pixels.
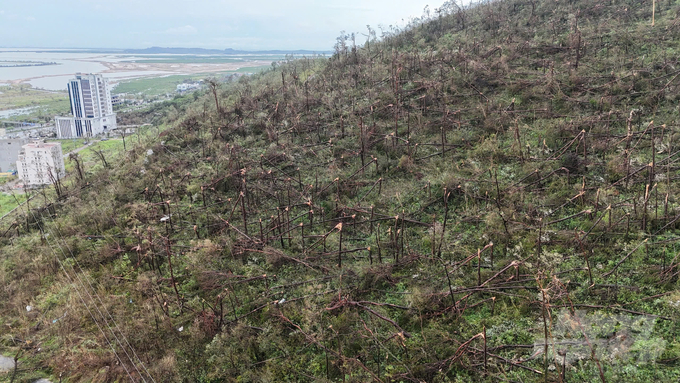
left=3, top=0, right=680, bottom=381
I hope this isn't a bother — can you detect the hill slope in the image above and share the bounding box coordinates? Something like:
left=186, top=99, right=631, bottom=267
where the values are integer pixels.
left=3, top=0, right=680, bottom=381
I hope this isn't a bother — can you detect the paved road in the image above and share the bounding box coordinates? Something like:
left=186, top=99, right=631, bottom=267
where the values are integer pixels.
left=63, top=141, right=95, bottom=158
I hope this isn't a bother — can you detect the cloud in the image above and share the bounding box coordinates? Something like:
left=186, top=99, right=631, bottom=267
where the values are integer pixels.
left=1, top=0, right=445, bottom=50
left=164, top=25, right=198, bottom=35
left=25, top=16, right=36, bottom=21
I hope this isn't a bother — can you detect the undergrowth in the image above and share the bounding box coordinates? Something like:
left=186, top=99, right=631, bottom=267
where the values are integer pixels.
left=3, top=0, right=680, bottom=381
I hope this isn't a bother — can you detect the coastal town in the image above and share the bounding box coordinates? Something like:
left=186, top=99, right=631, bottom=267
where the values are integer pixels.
left=0, top=73, right=121, bottom=190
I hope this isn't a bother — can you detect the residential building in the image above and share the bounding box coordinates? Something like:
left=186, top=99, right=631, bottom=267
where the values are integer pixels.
left=55, top=73, right=117, bottom=138
left=111, top=94, right=123, bottom=106
left=16, top=142, right=66, bottom=185
left=0, top=137, right=28, bottom=172
left=176, top=81, right=202, bottom=92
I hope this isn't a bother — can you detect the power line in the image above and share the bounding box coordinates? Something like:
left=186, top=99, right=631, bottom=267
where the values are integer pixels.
left=16, top=184, right=153, bottom=381
left=6, top=128, right=163, bottom=381
left=36, top=206, right=156, bottom=382
left=21, top=201, right=137, bottom=382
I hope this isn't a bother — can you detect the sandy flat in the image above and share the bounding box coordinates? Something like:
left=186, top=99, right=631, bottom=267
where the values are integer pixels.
left=6, top=59, right=272, bottom=86
left=99, top=60, right=271, bottom=74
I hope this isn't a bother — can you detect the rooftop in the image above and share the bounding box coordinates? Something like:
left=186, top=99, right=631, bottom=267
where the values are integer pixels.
left=24, top=142, right=60, bottom=149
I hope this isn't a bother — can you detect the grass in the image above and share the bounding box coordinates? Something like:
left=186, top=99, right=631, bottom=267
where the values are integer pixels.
left=112, top=67, right=270, bottom=97
left=112, top=75, right=204, bottom=96
left=4, top=0, right=680, bottom=382
left=49, top=138, right=126, bottom=173
left=0, top=84, right=68, bottom=111
left=0, top=175, right=17, bottom=185
left=0, top=192, right=26, bottom=217
left=0, top=84, right=70, bottom=125
left=47, top=138, right=88, bottom=155
left=85, top=139, right=125, bottom=159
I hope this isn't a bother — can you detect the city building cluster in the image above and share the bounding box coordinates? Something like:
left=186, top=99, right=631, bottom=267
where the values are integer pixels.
left=16, top=141, right=66, bottom=185
left=55, top=73, right=117, bottom=138
left=0, top=73, right=115, bottom=186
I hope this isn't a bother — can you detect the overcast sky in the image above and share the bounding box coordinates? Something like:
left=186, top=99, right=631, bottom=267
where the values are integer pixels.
left=0, top=0, right=449, bottom=51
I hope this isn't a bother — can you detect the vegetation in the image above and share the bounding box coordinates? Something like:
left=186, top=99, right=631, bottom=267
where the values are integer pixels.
left=0, top=85, right=67, bottom=111
left=112, top=68, right=269, bottom=99
left=3, top=0, right=680, bottom=381
left=0, top=84, right=69, bottom=124
left=113, top=75, right=205, bottom=98
left=0, top=192, right=25, bottom=216
left=48, top=138, right=89, bottom=156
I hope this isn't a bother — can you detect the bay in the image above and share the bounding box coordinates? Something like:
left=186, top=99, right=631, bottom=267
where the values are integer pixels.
left=0, top=49, right=273, bottom=91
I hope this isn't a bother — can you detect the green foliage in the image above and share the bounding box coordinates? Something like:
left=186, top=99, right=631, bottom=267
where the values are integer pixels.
left=0, top=192, right=25, bottom=216
left=0, top=84, right=68, bottom=110
left=113, top=67, right=269, bottom=98
left=5, top=0, right=680, bottom=381
left=114, top=75, right=204, bottom=97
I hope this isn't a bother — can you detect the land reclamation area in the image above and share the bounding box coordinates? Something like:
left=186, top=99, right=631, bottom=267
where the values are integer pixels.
left=0, top=51, right=281, bottom=124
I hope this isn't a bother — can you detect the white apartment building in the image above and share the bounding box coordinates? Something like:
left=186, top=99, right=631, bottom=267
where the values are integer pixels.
left=16, top=142, right=66, bottom=185
left=55, top=73, right=117, bottom=138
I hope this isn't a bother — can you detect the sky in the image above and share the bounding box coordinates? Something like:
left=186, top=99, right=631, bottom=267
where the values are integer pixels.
left=0, top=0, right=450, bottom=51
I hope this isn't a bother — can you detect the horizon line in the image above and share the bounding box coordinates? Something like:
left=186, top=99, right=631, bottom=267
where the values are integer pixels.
left=0, top=46, right=334, bottom=53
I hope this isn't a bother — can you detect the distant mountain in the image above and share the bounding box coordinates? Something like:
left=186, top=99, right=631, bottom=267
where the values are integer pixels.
left=123, top=47, right=330, bottom=55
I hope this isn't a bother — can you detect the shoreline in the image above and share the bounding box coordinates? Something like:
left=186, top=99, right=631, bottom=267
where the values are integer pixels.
left=0, top=59, right=272, bottom=88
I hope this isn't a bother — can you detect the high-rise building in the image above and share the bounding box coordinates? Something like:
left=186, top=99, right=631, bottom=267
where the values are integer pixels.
left=16, top=141, right=66, bottom=185
left=55, top=73, right=117, bottom=138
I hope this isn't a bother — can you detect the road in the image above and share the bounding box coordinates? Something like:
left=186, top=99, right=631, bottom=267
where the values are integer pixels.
left=63, top=141, right=95, bottom=158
